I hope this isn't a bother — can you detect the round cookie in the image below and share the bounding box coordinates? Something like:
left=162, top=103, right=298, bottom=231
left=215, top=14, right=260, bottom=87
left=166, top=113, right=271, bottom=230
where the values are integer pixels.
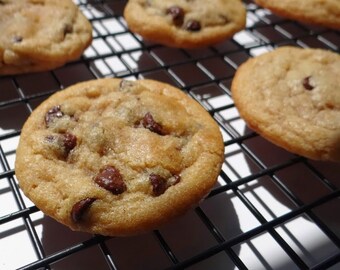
left=255, top=0, right=340, bottom=30
left=231, top=46, right=340, bottom=162
left=15, top=78, right=224, bottom=236
left=124, top=0, right=246, bottom=48
left=0, top=0, right=92, bottom=75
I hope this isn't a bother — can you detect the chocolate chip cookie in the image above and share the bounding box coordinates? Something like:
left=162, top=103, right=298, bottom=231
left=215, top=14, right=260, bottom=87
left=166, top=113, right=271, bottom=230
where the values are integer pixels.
left=231, top=46, right=340, bottom=162
left=15, top=78, right=224, bottom=236
left=0, top=0, right=92, bottom=75
left=255, top=0, right=340, bottom=30
left=124, top=0, right=246, bottom=48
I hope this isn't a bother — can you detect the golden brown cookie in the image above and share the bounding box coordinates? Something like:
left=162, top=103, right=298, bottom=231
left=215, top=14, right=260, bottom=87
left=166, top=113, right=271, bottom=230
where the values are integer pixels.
left=0, top=0, right=92, bottom=75
left=231, top=46, right=340, bottom=162
left=15, top=78, right=224, bottom=236
left=255, top=0, right=340, bottom=30
left=124, top=0, right=246, bottom=48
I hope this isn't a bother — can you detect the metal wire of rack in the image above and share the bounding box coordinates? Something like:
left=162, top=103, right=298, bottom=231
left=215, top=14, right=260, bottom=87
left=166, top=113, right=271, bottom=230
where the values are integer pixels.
left=0, top=1, right=339, bottom=269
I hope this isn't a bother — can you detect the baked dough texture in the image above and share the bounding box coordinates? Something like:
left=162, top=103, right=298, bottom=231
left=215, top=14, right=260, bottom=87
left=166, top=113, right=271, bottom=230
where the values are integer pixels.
left=124, top=0, right=246, bottom=48
left=231, top=46, right=340, bottom=162
left=0, top=0, right=92, bottom=75
left=255, top=0, right=340, bottom=30
left=15, top=78, right=224, bottom=236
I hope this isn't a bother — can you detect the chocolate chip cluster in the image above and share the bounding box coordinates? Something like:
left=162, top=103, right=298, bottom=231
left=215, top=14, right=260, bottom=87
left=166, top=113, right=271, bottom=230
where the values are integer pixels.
left=44, top=103, right=181, bottom=223
left=45, top=105, right=77, bottom=159
left=166, top=5, right=201, bottom=31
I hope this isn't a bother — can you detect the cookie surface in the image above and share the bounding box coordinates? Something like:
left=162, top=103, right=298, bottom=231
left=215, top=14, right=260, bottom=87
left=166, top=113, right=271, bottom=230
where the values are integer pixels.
left=0, top=0, right=92, bottom=75
left=15, top=78, right=224, bottom=236
left=255, top=0, right=340, bottom=30
left=124, top=0, right=246, bottom=48
left=231, top=46, right=340, bottom=162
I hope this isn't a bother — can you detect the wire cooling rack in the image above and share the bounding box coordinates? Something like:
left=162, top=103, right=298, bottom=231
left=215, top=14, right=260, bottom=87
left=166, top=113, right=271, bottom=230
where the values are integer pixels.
left=0, top=1, right=339, bottom=269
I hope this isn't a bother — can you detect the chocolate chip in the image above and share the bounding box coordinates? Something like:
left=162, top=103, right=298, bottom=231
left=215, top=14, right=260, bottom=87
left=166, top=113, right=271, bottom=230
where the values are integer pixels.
left=13, top=35, right=23, bottom=43
left=150, top=174, right=167, bottom=196
left=45, top=135, right=56, bottom=143
left=150, top=174, right=181, bottom=196
left=302, top=76, right=314, bottom=90
left=71, top=197, right=96, bottom=223
left=167, top=6, right=185, bottom=26
left=141, top=112, right=164, bottom=135
left=45, top=105, right=64, bottom=127
left=119, top=79, right=136, bottom=91
left=185, top=19, right=201, bottom=31
left=94, top=166, right=127, bottom=195
left=98, top=146, right=109, bottom=157
left=62, top=133, right=77, bottom=154
left=45, top=133, right=76, bottom=159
